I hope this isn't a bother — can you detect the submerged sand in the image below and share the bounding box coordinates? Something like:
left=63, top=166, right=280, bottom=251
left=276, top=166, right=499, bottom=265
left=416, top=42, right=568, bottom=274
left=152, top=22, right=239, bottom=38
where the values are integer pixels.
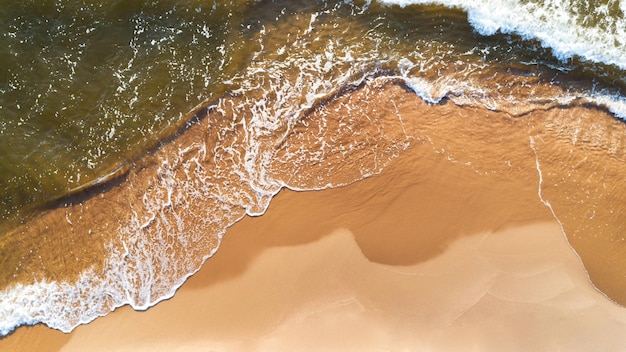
left=2, top=80, right=626, bottom=349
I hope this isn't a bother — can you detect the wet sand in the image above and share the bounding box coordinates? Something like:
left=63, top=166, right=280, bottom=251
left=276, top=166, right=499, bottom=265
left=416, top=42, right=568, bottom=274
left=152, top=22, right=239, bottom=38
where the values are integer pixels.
left=2, top=81, right=626, bottom=349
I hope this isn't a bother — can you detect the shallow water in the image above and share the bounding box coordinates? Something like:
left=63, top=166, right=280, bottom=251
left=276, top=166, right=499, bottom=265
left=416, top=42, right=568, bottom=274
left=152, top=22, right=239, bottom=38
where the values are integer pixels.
left=1, top=0, right=625, bottom=335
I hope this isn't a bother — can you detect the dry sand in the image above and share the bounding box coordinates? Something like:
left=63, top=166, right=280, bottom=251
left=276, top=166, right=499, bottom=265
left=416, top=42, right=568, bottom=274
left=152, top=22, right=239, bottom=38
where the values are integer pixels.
left=4, top=113, right=626, bottom=350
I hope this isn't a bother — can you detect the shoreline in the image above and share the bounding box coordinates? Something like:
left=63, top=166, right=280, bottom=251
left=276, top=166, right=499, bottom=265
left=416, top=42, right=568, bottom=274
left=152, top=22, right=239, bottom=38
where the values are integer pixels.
left=3, top=131, right=626, bottom=349
left=1, top=80, right=626, bottom=344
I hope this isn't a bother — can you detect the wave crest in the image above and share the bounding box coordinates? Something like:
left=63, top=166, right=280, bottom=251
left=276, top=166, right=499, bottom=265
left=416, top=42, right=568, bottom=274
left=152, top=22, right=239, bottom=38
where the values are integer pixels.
left=380, top=0, right=626, bottom=70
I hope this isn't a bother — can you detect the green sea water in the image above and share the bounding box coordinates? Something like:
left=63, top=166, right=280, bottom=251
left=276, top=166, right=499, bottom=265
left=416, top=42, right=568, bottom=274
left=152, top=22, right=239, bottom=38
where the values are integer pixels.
left=0, top=0, right=251, bottom=226
left=0, top=0, right=624, bottom=227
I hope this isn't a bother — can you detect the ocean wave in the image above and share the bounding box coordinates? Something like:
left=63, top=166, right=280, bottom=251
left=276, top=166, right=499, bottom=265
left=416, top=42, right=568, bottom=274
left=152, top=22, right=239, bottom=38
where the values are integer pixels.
left=379, top=0, right=626, bottom=70
left=392, top=57, right=626, bottom=120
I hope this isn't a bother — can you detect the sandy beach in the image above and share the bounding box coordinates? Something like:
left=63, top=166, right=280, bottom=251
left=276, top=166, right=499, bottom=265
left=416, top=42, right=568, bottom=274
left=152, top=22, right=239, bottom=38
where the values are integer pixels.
left=3, top=81, right=626, bottom=350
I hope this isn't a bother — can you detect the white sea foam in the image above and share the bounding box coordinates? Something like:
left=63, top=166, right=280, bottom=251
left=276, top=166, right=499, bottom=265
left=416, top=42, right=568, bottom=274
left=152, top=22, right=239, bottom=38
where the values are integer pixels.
left=380, top=0, right=626, bottom=70
left=402, top=76, right=447, bottom=104
left=588, top=92, right=626, bottom=120
left=394, top=55, right=626, bottom=121
left=0, top=231, right=226, bottom=335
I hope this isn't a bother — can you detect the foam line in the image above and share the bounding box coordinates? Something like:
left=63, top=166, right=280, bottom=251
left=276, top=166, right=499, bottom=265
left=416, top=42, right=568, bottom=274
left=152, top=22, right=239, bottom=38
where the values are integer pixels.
left=380, top=0, right=626, bottom=70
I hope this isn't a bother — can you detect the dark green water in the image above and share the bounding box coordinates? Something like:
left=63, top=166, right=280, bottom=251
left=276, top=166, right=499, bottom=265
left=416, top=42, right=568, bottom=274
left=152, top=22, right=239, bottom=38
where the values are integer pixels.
left=1, top=0, right=625, bottom=228
left=0, top=0, right=251, bottom=225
